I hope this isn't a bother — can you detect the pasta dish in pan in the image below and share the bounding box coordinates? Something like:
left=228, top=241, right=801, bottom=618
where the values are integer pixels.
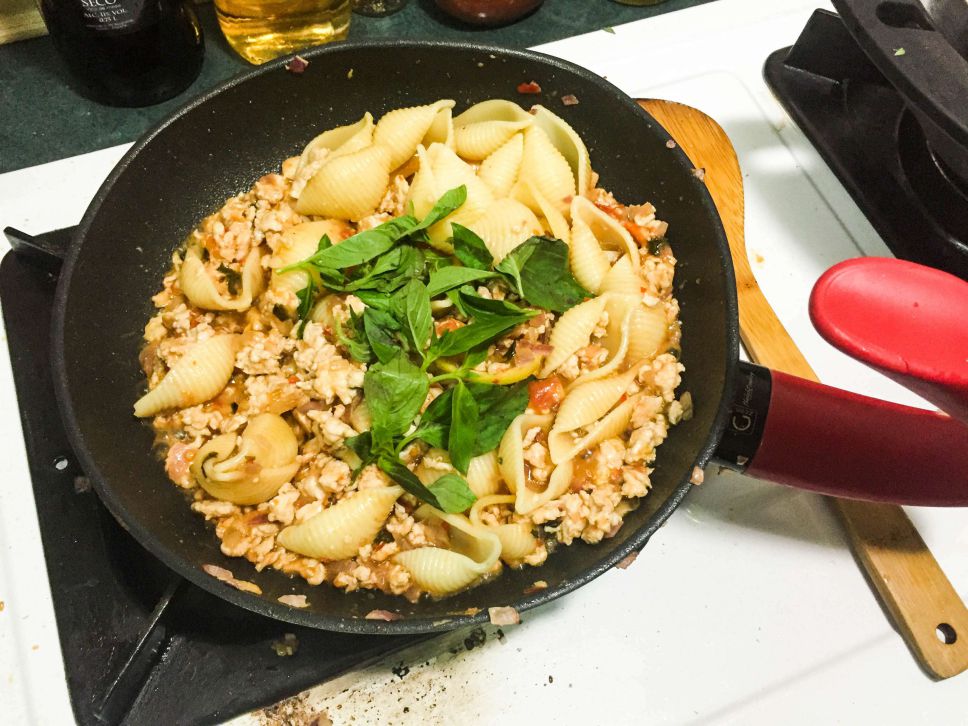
left=134, top=99, right=688, bottom=602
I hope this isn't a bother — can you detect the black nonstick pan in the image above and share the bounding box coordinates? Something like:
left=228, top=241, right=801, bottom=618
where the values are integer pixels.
left=52, top=41, right=968, bottom=636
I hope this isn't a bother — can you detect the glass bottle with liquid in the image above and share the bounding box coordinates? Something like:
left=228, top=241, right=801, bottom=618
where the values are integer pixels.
left=214, top=0, right=352, bottom=65
left=39, top=0, right=204, bottom=107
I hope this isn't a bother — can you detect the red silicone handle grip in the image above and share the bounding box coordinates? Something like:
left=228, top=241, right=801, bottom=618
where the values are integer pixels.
left=810, top=257, right=968, bottom=425
left=747, top=370, right=968, bottom=506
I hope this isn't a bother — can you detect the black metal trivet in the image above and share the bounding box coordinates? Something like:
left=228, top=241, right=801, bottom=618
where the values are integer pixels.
left=0, top=227, right=427, bottom=726
left=764, top=9, right=968, bottom=280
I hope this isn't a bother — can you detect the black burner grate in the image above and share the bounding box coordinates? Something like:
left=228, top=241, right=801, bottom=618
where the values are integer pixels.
left=0, top=227, right=428, bottom=726
left=764, top=9, right=968, bottom=280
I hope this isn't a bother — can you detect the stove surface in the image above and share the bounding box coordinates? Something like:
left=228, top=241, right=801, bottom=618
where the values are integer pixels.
left=0, top=229, right=426, bottom=726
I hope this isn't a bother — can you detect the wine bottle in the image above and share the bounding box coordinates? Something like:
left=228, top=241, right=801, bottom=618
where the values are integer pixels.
left=39, top=0, right=205, bottom=108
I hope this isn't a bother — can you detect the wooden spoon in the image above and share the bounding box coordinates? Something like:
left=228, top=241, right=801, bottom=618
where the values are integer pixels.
left=640, top=98, right=968, bottom=679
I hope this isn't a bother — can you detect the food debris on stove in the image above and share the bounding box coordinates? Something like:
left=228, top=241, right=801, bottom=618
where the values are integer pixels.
left=690, top=466, right=705, bottom=485
left=666, top=139, right=677, bottom=149
left=271, top=633, right=300, bottom=657
left=285, top=55, right=310, bottom=74
left=615, top=550, right=639, bottom=570
left=488, top=606, right=520, bottom=625
left=692, top=167, right=706, bottom=181
left=894, top=47, right=906, bottom=56
left=202, top=563, right=263, bottom=594
left=365, top=609, right=403, bottom=621
left=561, top=94, right=579, bottom=106
left=602, top=26, right=615, bottom=34
left=524, top=580, right=548, bottom=594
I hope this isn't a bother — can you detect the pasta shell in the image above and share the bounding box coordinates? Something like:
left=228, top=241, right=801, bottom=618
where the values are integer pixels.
left=466, top=450, right=502, bottom=498
left=179, top=246, right=265, bottom=312
left=530, top=105, right=593, bottom=197
left=296, top=144, right=392, bottom=221
left=453, top=99, right=533, bottom=126
left=374, top=99, right=457, bottom=170
left=540, top=295, right=607, bottom=377
left=568, top=215, right=611, bottom=293
left=297, top=112, right=374, bottom=177
left=573, top=294, right=637, bottom=384
left=415, top=447, right=454, bottom=486
left=134, top=334, right=241, bottom=417
left=524, top=179, right=571, bottom=245
left=393, top=508, right=501, bottom=595
left=628, top=304, right=669, bottom=364
left=599, top=255, right=641, bottom=298
left=277, top=486, right=403, bottom=560
left=271, top=221, right=346, bottom=297
left=348, top=399, right=372, bottom=433
left=469, top=494, right=538, bottom=563
left=498, top=412, right=554, bottom=495
left=571, top=196, right=639, bottom=267
left=423, top=106, right=454, bottom=150
left=548, top=396, right=637, bottom=464
left=513, top=125, right=577, bottom=217
left=455, top=119, right=532, bottom=161
left=554, top=365, right=641, bottom=432
left=478, top=133, right=524, bottom=198
left=515, top=460, right=573, bottom=515
left=468, top=197, right=543, bottom=263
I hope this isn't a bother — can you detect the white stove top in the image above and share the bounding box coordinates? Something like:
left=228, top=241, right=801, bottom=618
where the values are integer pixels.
left=2, top=1, right=967, bottom=723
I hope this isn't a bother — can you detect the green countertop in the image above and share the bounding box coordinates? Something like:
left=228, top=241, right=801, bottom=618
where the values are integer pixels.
left=0, top=0, right=715, bottom=174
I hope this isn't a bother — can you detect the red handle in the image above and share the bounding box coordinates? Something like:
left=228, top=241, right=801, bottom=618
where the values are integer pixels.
left=810, top=257, right=968, bottom=425
left=747, top=370, right=968, bottom=506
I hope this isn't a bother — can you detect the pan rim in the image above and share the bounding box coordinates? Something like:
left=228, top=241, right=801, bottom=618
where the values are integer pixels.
left=51, top=39, right=740, bottom=634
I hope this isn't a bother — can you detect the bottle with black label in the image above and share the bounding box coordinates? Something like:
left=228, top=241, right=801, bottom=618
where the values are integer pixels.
left=39, top=0, right=205, bottom=107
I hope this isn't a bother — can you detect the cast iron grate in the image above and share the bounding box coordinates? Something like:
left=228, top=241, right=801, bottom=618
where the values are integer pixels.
left=764, top=8, right=968, bottom=280
left=0, top=227, right=428, bottom=726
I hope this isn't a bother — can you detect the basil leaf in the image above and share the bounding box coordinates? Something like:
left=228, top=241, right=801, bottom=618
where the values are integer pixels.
left=344, top=245, right=425, bottom=293
left=411, top=185, right=467, bottom=232
left=363, top=307, right=402, bottom=364
left=428, top=313, right=532, bottom=359
left=334, top=309, right=373, bottom=363
left=459, top=287, right=534, bottom=319
left=448, top=381, right=478, bottom=474
left=426, top=266, right=496, bottom=298
left=460, top=345, right=489, bottom=373
left=411, top=388, right=453, bottom=449
left=345, top=431, right=373, bottom=462
left=364, top=354, right=429, bottom=445
left=497, top=236, right=589, bottom=313
left=305, top=216, right=418, bottom=269
left=354, top=290, right=392, bottom=311
left=452, top=223, right=493, bottom=270
left=377, top=453, right=443, bottom=510
left=466, top=380, right=531, bottom=454
left=427, top=473, right=477, bottom=514
left=294, top=276, right=316, bottom=338
left=402, top=279, right=432, bottom=354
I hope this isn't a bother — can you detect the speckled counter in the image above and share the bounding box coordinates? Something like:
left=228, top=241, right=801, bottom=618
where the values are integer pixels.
left=0, top=0, right=714, bottom=174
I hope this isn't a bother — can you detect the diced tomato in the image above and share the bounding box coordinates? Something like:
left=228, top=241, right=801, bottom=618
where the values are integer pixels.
left=517, top=81, right=542, bottom=94
left=288, top=375, right=300, bottom=384
left=528, top=376, right=564, bottom=413
left=435, top=318, right=463, bottom=335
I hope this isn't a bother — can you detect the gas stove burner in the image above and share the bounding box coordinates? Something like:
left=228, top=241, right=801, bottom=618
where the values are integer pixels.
left=764, top=7, right=968, bottom=280
left=0, top=227, right=429, bottom=726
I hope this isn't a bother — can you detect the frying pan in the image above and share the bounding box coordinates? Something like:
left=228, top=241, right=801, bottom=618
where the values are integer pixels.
left=52, top=41, right=968, bottom=635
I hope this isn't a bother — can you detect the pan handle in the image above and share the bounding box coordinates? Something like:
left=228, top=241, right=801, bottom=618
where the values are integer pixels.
left=714, top=361, right=968, bottom=506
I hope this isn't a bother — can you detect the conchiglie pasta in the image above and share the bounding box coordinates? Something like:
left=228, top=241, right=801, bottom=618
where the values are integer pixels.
left=271, top=220, right=347, bottom=298
left=572, top=293, right=638, bottom=384
left=523, top=179, right=571, bottom=245
left=539, top=295, right=607, bottom=377
left=455, top=119, right=531, bottom=161
left=513, top=125, right=577, bottom=216
left=468, top=197, right=543, bottom=263
left=530, top=105, right=593, bottom=197
left=277, top=486, right=403, bottom=560
left=598, top=255, right=641, bottom=297
left=469, top=494, right=538, bottom=563
left=554, top=365, right=641, bottom=432
left=180, top=246, right=264, bottom=312
left=548, top=395, right=638, bottom=464
left=134, top=334, right=241, bottom=417
left=628, top=304, right=669, bottom=363
left=192, top=414, right=300, bottom=504
left=296, top=144, right=392, bottom=221
left=465, top=450, right=502, bottom=498
left=571, top=197, right=639, bottom=267
left=373, top=99, right=456, bottom=170
left=393, top=507, right=502, bottom=595
left=568, top=213, right=612, bottom=292
left=498, top=412, right=554, bottom=495
left=297, top=112, right=374, bottom=176
left=515, top=460, right=573, bottom=515
left=477, top=133, right=524, bottom=198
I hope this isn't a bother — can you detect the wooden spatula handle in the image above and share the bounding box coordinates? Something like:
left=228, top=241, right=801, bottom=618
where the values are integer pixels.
left=639, top=98, right=968, bottom=679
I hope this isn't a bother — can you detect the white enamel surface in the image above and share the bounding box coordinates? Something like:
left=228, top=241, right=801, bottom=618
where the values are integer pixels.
left=2, top=2, right=967, bottom=723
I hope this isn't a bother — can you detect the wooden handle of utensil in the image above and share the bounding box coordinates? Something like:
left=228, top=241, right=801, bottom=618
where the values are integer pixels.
left=639, top=98, right=968, bottom=679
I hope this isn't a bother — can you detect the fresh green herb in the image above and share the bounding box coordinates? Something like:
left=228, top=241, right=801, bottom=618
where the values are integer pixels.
left=401, top=279, right=433, bottom=355
left=426, top=266, right=496, bottom=297
left=648, top=237, right=669, bottom=257
left=217, top=263, right=242, bottom=295
left=451, top=224, right=494, bottom=270
left=448, top=381, right=479, bottom=474
left=602, top=25, right=615, bottom=34
left=294, top=277, right=316, bottom=337
left=363, top=307, right=402, bottom=363
left=364, top=354, right=429, bottom=447
left=427, top=288, right=536, bottom=360
left=345, top=430, right=373, bottom=462
left=409, top=387, right=453, bottom=449
left=495, top=237, right=589, bottom=312
left=466, top=380, right=531, bottom=454
left=334, top=309, right=373, bottom=363
left=299, top=219, right=416, bottom=270
left=427, top=473, right=478, bottom=514
left=410, top=185, right=468, bottom=233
